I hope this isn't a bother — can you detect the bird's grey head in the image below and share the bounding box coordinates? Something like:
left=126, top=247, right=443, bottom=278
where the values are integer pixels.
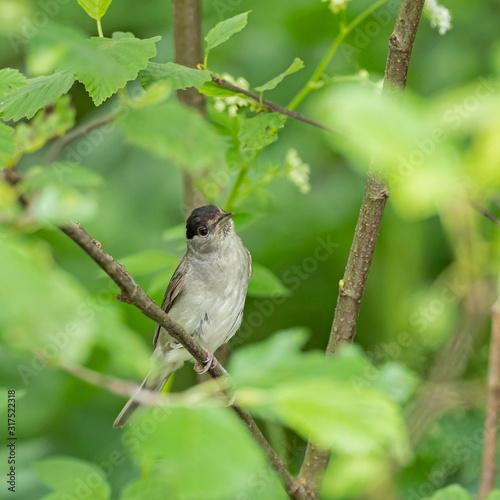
left=186, top=205, right=235, bottom=254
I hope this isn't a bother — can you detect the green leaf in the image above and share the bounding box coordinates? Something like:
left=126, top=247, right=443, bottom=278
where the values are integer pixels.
left=248, top=262, right=290, bottom=297
left=140, top=62, right=211, bottom=90
left=255, top=57, right=304, bottom=92
left=15, top=95, right=76, bottom=156
left=229, top=332, right=409, bottom=460
left=129, top=406, right=281, bottom=499
left=0, top=122, right=16, bottom=165
left=423, top=485, right=472, bottom=500
left=120, top=478, right=174, bottom=500
left=76, top=0, right=112, bottom=21
left=29, top=27, right=160, bottom=106
left=238, top=113, right=286, bottom=150
left=266, top=378, right=407, bottom=456
left=0, top=68, right=27, bottom=99
left=205, top=11, right=250, bottom=51
left=230, top=328, right=310, bottom=388
left=117, top=100, right=227, bottom=171
left=0, top=72, right=74, bottom=121
left=322, top=455, right=390, bottom=499
left=34, top=457, right=110, bottom=500
left=198, top=80, right=247, bottom=98
left=486, top=491, right=500, bottom=500
left=80, top=32, right=161, bottom=105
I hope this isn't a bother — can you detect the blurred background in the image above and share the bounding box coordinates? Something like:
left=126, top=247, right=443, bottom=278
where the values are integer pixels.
left=1, top=0, right=500, bottom=498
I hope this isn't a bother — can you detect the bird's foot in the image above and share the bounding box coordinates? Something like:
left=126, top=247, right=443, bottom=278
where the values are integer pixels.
left=194, top=348, right=216, bottom=374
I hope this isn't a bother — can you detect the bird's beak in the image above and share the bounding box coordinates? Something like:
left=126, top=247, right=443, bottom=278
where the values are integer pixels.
left=217, top=211, right=234, bottom=224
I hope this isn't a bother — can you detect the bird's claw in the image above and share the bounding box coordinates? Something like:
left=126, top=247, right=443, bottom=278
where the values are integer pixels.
left=194, top=349, right=216, bottom=374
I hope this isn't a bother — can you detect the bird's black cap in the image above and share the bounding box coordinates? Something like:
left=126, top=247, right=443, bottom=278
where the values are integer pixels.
left=186, top=205, right=222, bottom=239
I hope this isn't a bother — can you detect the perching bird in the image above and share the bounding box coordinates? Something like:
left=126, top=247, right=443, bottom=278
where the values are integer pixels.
left=113, top=205, right=252, bottom=428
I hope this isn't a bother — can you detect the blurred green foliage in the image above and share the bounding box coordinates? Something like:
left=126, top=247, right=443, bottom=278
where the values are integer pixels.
left=1, top=0, right=500, bottom=498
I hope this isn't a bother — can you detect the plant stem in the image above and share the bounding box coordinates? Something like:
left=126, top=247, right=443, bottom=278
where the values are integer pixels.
left=225, top=161, right=250, bottom=211
left=479, top=293, right=500, bottom=498
left=97, top=19, right=104, bottom=37
left=287, top=0, right=389, bottom=111
left=297, top=0, right=426, bottom=494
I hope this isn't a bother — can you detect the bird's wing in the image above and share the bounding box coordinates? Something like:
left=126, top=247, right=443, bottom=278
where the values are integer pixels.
left=245, top=247, right=252, bottom=279
left=153, top=257, right=190, bottom=348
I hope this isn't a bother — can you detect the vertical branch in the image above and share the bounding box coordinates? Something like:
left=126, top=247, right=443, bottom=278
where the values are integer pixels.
left=172, top=0, right=207, bottom=214
left=479, top=294, right=500, bottom=498
left=297, top=0, right=426, bottom=494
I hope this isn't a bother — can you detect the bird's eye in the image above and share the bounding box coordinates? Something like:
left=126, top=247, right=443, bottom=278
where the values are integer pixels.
left=198, top=226, right=208, bottom=237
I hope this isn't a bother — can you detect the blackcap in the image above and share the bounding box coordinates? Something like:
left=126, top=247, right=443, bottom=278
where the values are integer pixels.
left=113, top=205, right=252, bottom=427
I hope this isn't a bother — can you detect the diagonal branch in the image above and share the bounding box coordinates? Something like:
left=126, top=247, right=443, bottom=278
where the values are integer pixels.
left=45, top=112, right=116, bottom=165
left=297, top=0, right=426, bottom=494
left=211, top=76, right=332, bottom=131
left=59, top=221, right=312, bottom=500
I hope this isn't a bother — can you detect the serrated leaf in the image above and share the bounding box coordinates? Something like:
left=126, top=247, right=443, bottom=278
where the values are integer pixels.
left=34, top=457, right=110, bottom=500
left=117, top=100, right=227, bottom=171
left=255, top=57, right=304, bottom=92
left=29, top=27, right=160, bottom=106
left=205, top=12, right=250, bottom=51
left=140, top=62, right=211, bottom=90
left=247, top=262, right=290, bottom=297
left=423, top=485, right=472, bottom=500
left=0, top=68, right=27, bottom=99
left=82, top=32, right=161, bottom=105
left=0, top=72, right=74, bottom=121
left=77, top=0, right=112, bottom=21
left=238, top=112, right=286, bottom=150
left=0, top=122, right=16, bottom=165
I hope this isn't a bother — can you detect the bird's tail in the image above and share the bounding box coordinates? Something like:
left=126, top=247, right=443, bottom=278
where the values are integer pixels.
left=113, top=372, right=170, bottom=428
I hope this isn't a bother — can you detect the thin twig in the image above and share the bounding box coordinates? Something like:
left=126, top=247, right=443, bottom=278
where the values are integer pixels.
left=44, top=112, right=116, bottom=165
left=479, top=295, right=500, bottom=498
left=211, top=76, right=332, bottom=132
left=287, top=0, right=389, bottom=111
left=47, top=354, right=229, bottom=407
left=297, top=0, right=426, bottom=493
left=59, top=221, right=312, bottom=500
left=470, top=200, right=500, bottom=226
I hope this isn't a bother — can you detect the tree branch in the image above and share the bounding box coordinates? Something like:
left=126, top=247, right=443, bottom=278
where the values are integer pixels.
left=59, top=221, right=312, bottom=500
left=172, top=0, right=207, bottom=214
left=211, top=76, right=332, bottom=132
left=46, top=354, right=230, bottom=407
left=297, top=0, right=426, bottom=493
left=44, top=112, right=116, bottom=165
left=480, top=293, right=500, bottom=498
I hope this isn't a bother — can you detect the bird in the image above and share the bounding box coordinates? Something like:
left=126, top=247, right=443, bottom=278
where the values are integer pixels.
left=113, top=205, right=252, bottom=428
